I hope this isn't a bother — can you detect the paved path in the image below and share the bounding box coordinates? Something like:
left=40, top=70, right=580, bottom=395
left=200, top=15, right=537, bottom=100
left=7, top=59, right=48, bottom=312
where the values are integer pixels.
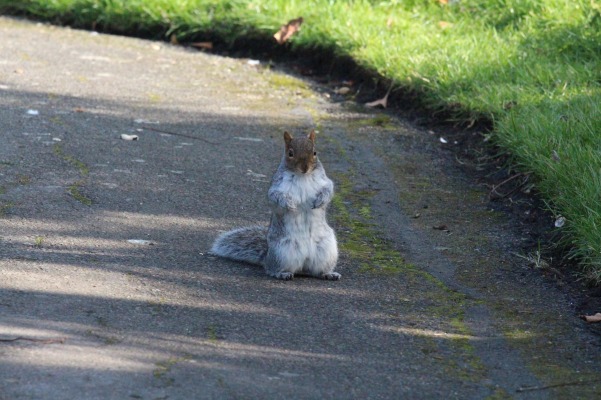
left=0, top=17, right=599, bottom=399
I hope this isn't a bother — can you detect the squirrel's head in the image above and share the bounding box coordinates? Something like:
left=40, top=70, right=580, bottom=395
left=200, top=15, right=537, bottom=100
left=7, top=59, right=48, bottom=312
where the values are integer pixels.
left=284, top=130, right=317, bottom=175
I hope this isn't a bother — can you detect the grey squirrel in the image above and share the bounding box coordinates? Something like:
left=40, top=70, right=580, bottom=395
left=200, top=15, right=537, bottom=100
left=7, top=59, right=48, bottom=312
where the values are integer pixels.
left=210, top=130, right=340, bottom=281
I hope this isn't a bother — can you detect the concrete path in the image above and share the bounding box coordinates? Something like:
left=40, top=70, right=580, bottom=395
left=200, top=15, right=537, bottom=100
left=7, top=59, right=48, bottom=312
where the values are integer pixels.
left=0, top=17, right=599, bottom=399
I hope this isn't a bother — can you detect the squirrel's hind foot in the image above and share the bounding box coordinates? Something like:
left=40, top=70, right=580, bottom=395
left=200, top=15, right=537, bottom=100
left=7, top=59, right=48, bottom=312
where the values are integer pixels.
left=323, top=272, right=341, bottom=281
left=275, top=272, right=294, bottom=280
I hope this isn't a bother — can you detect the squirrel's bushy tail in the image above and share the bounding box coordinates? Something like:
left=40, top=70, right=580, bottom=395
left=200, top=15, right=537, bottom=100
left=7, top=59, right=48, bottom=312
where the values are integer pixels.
left=210, top=226, right=268, bottom=266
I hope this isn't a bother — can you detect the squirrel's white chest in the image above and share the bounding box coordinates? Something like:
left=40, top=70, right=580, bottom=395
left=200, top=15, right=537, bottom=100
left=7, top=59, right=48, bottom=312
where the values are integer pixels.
left=280, top=172, right=330, bottom=241
left=282, top=171, right=324, bottom=206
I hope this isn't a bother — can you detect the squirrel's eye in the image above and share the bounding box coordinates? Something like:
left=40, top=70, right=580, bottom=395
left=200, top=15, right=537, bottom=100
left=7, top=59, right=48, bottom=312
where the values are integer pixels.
left=288, top=150, right=294, bottom=157
left=313, top=151, right=317, bottom=156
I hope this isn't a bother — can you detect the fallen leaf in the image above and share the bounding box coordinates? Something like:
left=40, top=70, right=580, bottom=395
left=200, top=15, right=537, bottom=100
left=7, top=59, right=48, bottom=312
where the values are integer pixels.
left=274, top=17, right=303, bottom=45
left=120, top=134, right=139, bottom=141
left=334, top=87, right=351, bottom=95
left=365, top=84, right=393, bottom=108
left=74, top=107, right=85, bottom=113
left=191, top=42, right=213, bottom=50
left=365, top=96, right=388, bottom=108
left=438, top=21, right=453, bottom=29
left=580, top=313, right=601, bottom=323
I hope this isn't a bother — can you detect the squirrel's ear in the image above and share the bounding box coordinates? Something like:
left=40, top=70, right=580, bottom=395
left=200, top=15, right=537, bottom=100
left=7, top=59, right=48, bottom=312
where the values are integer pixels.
left=284, top=131, right=293, bottom=145
left=308, top=130, right=316, bottom=142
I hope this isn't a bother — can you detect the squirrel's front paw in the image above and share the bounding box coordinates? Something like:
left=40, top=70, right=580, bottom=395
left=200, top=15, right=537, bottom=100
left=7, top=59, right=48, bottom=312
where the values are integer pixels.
left=312, top=195, right=325, bottom=209
left=270, top=191, right=297, bottom=211
left=282, top=196, right=298, bottom=211
left=312, top=189, right=332, bottom=209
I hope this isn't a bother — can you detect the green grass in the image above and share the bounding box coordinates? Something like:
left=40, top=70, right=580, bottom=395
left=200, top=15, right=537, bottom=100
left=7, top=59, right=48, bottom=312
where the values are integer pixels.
left=53, top=144, right=89, bottom=176
left=34, top=236, right=44, bottom=247
left=68, top=182, right=93, bottom=206
left=2, top=0, right=601, bottom=281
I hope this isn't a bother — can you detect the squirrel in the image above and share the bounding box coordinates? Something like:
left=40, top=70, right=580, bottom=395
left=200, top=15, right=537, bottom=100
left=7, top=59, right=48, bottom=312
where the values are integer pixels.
left=210, top=130, right=340, bottom=281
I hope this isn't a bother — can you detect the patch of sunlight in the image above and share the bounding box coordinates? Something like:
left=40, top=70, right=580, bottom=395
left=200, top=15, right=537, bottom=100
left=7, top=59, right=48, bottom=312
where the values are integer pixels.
left=2, top=323, right=348, bottom=371
left=371, top=324, right=493, bottom=341
left=4, top=318, right=349, bottom=365
left=0, top=212, right=225, bottom=250
left=2, top=212, right=222, bottom=235
left=4, top=345, right=158, bottom=371
left=1, top=323, right=77, bottom=340
left=172, top=336, right=351, bottom=362
left=101, top=211, right=223, bottom=230
left=0, top=269, right=288, bottom=316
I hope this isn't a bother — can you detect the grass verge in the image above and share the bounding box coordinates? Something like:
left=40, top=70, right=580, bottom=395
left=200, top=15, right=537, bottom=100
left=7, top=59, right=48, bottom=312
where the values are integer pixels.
left=2, top=0, right=601, bottom=281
